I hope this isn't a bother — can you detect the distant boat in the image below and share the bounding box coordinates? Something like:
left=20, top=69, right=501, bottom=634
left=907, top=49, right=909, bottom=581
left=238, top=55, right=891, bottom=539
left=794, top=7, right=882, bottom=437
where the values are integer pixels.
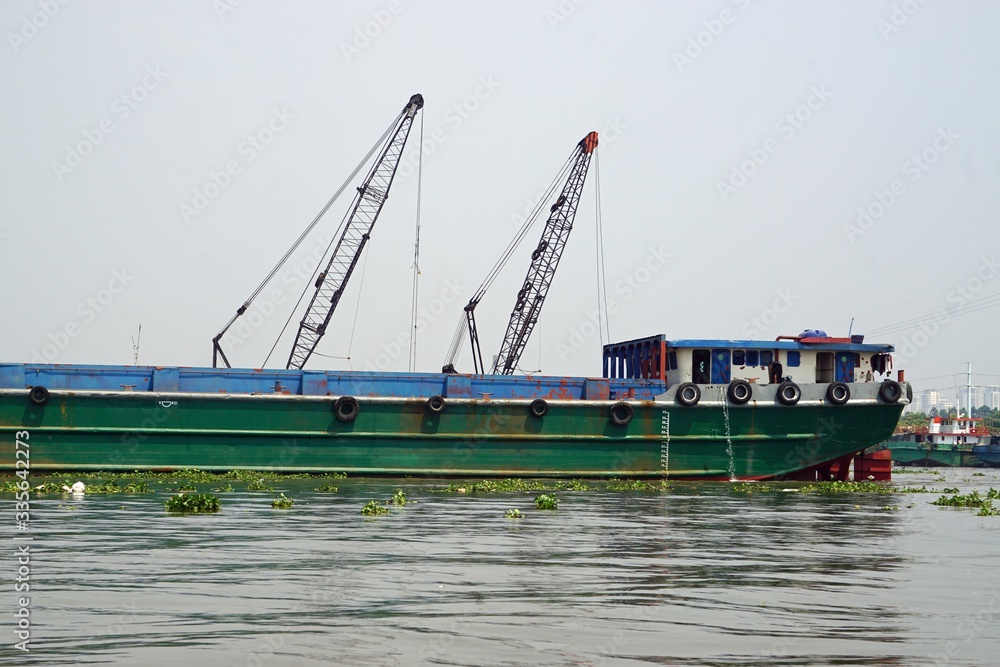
left=889, top=416, right=991, bottom=467
left=972, top=436, right=1000, bottom=467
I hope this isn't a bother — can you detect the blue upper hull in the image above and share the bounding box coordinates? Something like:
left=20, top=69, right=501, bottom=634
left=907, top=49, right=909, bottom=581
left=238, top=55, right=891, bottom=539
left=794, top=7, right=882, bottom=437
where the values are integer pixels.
left=0, top=363, right=665, bottom=401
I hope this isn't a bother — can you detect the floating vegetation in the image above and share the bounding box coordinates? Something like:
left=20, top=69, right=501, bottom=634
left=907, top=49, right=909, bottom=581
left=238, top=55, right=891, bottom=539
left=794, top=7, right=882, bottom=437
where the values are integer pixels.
left=271, top=493, right=294, bottom=509
left=30, top=482, right=65, bottom=494
left=896, top=485, right=954, bottom=494
left=213, top=483, right=234, bottom=492
left=932, top=489, right=1000, bottom=511
left=605, top=478, right=667, bottom=492
left=802, top=481, right=890, bottom=494
left=880, top=506, right=900, bottom=511
left=977, top=502, right=1000, bottom=517
left=972, top=472, right=986, bottom=477
left=730, top=481, right=949, bottom=496
left=121, top=481, right=150, bottom=493
left=534, top=494, right=559, bottom=510
left=504, top=509, right=523, bottom=519
left=556, top=479, right=592, bottom=491
left=174, top=468, right=219, bottom=482
left=361, top=500, right=389, bottom=516
left=442, top=478, right=535, bottom=493
left=441, top=478, right=652, bottom=494
left=245, top=480, right=275, bottom=492
left=84, top=480, right=149, bottom=494
left=165, top=493, right=220, bottom=514
left=177, top=484, right=198, bottom=493
left=732, top=482, right=777, bottom=493
left=389, top=489, right=407, bottom=506
left=315, top=484, right=339, bottom=493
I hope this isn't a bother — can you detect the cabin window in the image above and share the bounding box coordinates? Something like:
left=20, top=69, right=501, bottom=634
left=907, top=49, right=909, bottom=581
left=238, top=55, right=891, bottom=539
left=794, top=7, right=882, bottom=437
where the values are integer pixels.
left=760, top=351, right=773, bottom=366
left=692, top=349, right=711, bottom=384
left=746, top=350, right=759, bottom=366
left=787, top=351, right=801, bottom=367
left=732, top=350, right=746, bottom=366
left=816, top=352, right=834, bottom=383
left=668, top=351, right=677, bottom=371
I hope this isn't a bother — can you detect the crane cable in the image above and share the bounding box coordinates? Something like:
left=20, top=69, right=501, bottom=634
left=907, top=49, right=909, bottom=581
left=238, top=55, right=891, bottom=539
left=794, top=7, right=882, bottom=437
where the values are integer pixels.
left=216, top=113, right=401, bottom=349
left=409, top=111, right=425, bottom=371
left=470, top=153, right=576, bottom=303
left=593, top=146, right=610, bottom=345
left=258, top=114, right=403, bottom=367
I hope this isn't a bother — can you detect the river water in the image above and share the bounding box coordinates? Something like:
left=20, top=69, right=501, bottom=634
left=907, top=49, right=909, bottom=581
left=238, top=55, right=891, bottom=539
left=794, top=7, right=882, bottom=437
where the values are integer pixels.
left=2, top=467, right=999, bottom=666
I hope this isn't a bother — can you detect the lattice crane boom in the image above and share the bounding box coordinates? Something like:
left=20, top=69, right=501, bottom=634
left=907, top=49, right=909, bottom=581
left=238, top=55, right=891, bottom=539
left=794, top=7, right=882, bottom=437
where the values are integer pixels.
left=286, top=94, right=423, bottom=370
left=491, top=131, right=598, bottom=375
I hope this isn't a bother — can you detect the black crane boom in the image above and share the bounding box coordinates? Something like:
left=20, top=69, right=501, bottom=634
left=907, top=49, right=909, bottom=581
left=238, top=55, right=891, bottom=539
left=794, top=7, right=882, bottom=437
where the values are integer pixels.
left=285, top=94, right=423, bottom=370
left=491, top=131, right=598, bottom=375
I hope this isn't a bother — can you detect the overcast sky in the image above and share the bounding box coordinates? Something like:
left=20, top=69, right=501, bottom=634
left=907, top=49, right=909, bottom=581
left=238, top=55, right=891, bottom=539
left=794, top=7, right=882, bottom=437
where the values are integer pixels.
left=2, top=1, right=998, bottom=399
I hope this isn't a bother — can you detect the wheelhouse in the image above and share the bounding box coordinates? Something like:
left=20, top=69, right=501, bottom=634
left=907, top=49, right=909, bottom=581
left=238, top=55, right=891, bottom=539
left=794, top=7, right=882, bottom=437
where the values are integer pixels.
left=602, top=333, right=896, bottom=386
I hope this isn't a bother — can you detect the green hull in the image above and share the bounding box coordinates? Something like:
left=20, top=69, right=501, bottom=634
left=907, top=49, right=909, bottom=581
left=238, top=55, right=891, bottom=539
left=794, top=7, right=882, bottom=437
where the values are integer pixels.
left=0, top=390, right=903, bottom=479
left=889, top=445, right=982, bottom=468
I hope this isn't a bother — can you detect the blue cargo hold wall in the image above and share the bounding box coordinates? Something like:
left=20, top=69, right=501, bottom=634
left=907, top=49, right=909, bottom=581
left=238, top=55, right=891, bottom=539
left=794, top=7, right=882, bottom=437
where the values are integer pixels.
left=0, top=364, right=665, bottom=401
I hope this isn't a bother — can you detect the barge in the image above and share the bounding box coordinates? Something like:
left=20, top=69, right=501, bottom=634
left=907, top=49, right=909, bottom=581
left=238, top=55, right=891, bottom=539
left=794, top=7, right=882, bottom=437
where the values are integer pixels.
left=0, top=333, right=909, bottom=479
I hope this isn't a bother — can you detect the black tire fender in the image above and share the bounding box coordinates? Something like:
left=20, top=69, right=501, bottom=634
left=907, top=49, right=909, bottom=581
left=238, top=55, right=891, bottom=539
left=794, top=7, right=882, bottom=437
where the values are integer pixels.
left=826, top=382, right=851, bottom=406
left=333, top=396, right=360, bottom=423
left=676, top=382, right=701, bottom=407
left=879, top=380, right=902, bottom=404
left=777, top=381, right=801, bottom=406
left=727, top=380, right=752, bottom=405
left=28, top=386, right=49, bottom=406
left=609, top=401, right=634, bottom=426
left=426, top=395, right=446, bottom=414
left=529, top=398, right=548, bottom=418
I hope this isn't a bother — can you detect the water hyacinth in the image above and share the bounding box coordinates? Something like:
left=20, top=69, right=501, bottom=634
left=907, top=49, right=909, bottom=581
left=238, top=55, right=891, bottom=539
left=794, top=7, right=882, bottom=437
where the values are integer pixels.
left=361, top=500, right=389, bottom=516
left=271, top=493, right=294, bottom=509
left=534, top=494, right=559, bottom=510
left=165, top=493, right=221, bottom=514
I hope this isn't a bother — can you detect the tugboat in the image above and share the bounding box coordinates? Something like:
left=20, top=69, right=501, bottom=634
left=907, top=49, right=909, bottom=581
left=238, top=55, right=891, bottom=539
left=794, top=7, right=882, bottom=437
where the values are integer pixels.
left=888, top=416, right=991, bottom=467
